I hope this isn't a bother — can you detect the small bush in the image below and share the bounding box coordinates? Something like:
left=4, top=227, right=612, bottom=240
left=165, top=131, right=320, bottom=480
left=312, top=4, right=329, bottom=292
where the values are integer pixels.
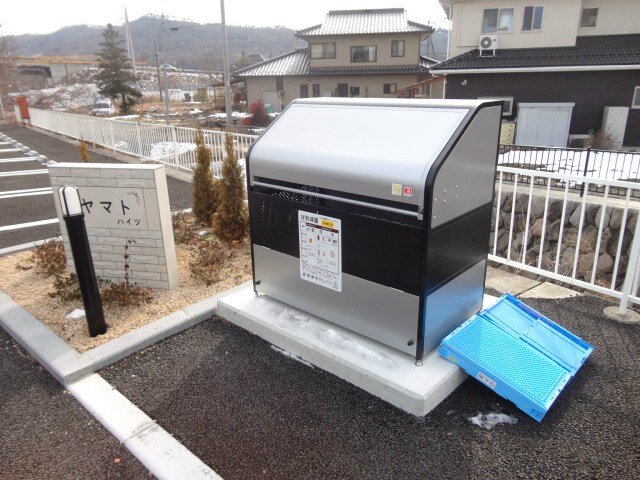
left=192, top=129, right=220, bottom=225
left=241, top=100, right=271, bottom=127
left=49, top=273, right=82, bottom=301
left=212, top=132, right=249, bottom=244
left=79, top=140, right=91, bottom=163
left=172, top=211, right=200, bottom=245
left=32, top=240, right=67, bottom=277
left=100, top=279, right=153, bottom=307
left=189, top=238, right=233, bottom=286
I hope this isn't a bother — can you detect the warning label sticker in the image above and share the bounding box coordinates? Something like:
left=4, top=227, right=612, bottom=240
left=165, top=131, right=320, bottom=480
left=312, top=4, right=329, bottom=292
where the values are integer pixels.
left=298, top=210, right=342, bottom=292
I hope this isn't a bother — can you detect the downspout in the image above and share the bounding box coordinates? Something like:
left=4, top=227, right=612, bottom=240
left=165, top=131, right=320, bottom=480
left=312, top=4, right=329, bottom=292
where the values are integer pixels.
left=442, top=2, right=453, bottom=99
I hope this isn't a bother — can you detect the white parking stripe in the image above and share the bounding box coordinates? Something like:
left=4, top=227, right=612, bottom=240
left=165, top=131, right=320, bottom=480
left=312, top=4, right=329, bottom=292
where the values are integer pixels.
left=0, top=169, right=48, bottom=177
left=0, top=189, right=53, bottom=200
left=0, top=142, right=12, bottom=145
left=0, top=218, right=59, bottom=232
left=0, top=148, right=22, bottom=153
left=0, top=187, right=52, bottom=197
left=0, top=157, right=39, bottom=163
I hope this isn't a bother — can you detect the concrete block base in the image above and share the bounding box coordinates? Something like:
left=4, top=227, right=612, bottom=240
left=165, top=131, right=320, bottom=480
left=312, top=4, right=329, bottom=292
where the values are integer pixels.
left=217, top=287, right=499, bottom=417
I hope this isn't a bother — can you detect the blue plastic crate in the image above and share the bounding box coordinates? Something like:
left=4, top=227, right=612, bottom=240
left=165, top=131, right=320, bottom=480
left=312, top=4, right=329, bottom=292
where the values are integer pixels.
left=438, top=294, right=593, bottom=421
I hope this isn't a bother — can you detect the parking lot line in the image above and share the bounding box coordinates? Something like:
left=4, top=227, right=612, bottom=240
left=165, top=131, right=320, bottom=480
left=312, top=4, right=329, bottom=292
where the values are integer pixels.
left=0, top=187, right=52, bottom=199
left=0, top=169, right=48, bottom=177
left=0, top=218, right=59, bottom=232
left=0, top=157, right=39, bottom=163
left=0, top=148, right=22, bottom=153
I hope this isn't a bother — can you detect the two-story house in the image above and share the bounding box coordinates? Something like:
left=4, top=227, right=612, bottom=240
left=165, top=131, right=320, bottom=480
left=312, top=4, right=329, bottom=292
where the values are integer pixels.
left=234, top=9, right=439, bottom=112
left=432, top=0, right=640, bottom=147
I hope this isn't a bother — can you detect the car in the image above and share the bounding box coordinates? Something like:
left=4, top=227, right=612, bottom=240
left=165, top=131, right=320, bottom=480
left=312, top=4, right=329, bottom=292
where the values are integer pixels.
left=91, top=99, right=115, bottom=116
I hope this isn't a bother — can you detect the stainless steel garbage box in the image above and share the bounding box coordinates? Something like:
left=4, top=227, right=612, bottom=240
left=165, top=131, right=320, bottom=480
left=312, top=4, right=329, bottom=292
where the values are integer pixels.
left=246, top=98, right=502, bottom=361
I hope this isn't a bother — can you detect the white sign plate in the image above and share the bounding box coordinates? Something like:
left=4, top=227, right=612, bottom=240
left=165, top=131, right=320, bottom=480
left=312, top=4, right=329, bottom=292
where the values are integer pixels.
left=298, top=210, right=342, bottom=292
left=77, top=186, right=147, bottom=230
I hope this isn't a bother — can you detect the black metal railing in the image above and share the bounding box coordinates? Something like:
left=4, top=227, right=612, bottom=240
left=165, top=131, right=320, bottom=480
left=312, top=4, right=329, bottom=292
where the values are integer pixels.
left=498, top=144, right=640, bottom=197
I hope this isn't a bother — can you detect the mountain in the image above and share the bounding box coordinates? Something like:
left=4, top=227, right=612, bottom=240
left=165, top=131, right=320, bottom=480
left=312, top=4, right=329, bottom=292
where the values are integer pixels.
left=8, top=15, right=449, bottom=70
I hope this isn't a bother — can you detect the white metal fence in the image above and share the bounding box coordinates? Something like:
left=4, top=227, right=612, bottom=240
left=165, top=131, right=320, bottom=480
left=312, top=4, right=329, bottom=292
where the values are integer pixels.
left=25, top=108, right=640, bottom=310
left=491, top=167, right=640, bottom=312
left=28, top=108, right=255, bottom=178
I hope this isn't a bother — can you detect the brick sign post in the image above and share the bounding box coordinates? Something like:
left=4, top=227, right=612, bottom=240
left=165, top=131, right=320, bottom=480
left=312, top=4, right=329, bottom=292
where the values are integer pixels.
left=49, top=163, right=178, bottom=290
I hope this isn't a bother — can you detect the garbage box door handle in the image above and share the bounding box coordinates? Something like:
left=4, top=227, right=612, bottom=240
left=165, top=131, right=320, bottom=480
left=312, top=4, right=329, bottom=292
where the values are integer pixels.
left=253, top=181, right=420, bottom=219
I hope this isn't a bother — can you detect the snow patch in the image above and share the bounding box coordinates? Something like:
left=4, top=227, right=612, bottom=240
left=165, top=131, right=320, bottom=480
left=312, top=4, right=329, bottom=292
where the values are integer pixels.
left=468, top=412, right=519, bottom=430
left=149, top=141, right=196, bottom=160
left=65, top=308, right=85, bottom=320
left=270, top=346, right=314, bottom=369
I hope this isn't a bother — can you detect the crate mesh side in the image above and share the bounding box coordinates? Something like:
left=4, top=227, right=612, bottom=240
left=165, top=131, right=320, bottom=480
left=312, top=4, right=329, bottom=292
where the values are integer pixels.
left=447, top=318, right=567, bottom=403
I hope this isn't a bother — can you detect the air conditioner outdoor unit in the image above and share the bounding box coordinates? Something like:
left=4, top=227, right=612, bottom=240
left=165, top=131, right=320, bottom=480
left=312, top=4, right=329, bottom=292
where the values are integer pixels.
left=479, top=35, right=498, bottom=53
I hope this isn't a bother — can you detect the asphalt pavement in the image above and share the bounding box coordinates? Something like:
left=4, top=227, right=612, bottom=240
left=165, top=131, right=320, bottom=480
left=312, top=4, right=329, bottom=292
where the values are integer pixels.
left=101, top=294, right=639, bottom=480
left=0, top=124, right=193, bottom=249
left=0, top=328, right=153, bottom=479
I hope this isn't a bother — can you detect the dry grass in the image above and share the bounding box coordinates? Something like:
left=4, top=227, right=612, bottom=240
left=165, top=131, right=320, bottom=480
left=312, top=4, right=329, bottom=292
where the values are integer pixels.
left=0, top=242, right=252, bottom=353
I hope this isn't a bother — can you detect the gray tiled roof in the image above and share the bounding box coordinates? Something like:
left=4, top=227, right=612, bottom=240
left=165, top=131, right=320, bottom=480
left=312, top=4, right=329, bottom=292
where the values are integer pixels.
left=234, top=49, right=309, bottom=77
left=296, top=9, right=433, bottom=37
left=431, top=34, right=640, bottom=72
left=234, top=50, right=438, bottom=78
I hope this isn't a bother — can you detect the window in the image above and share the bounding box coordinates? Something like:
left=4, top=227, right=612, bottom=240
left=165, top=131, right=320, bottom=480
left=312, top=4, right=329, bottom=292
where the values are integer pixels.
left=391, top=40, right=405, bottom=57
left=350, top=45, right=377, bottom=63
left=522, top=5, right=544, bottom=31
left=349, top=86, right=360, bottom=97
left=275, top=77, right=284, bottom=91
left=337, top=83, right=348, bottom=97
left=312, top=84, right=320, bottom=97
left=580, top=8, right=598, bottom=28
left=300, top=84, right=309, bottom=98
left=383, top=83, right=397, bottom=95
left=310, top=43, right=336, bottom=59
left=478, top=97, right=514, bottom=116
left=482, top=8, right=515, bottom=33
left=632, top=87, right=640, bottom=109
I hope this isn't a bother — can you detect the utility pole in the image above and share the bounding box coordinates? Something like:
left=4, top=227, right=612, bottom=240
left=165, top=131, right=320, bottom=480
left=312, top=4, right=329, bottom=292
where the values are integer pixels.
left=153, top=40, right=163, bottom=103
left=220, top=0, right=233, bottom=127
left=160, top=14, right=170, bottom=125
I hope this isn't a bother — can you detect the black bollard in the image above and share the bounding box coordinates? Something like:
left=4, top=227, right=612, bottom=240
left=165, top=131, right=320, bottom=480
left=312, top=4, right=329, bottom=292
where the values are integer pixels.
left=58, top=186, right=106, bottom=337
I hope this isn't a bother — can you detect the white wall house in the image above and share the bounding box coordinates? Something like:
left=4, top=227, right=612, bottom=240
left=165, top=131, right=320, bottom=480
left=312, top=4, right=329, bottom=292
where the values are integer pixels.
left=434, top=0, right=640, bottom=147
left=235, top=9, right=440, bottom=112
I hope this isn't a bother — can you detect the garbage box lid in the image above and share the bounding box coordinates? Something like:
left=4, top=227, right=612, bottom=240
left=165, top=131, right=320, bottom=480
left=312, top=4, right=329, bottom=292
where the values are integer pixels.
left=248, top=98, right=487, bottom=208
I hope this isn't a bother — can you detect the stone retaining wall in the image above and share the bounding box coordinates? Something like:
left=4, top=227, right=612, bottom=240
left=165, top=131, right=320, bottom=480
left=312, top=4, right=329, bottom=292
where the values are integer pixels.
left=490, top=190, right=638, bottom=288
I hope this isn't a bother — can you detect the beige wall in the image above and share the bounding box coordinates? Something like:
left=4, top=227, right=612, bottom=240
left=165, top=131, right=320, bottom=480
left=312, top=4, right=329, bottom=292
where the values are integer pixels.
left=308, top=33, right=423, bottom=69
left=244, top=74, right=429, bottom=108
left=448, top=0, right=582, bottom=57
left=578, top=0, right=640, bottom=36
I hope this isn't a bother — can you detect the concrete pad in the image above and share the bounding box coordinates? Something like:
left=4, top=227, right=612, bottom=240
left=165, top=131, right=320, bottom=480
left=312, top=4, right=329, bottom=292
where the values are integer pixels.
left=217, top=287, right=499, bottom=417
left=603, top=305, right=640, bottom=325
left=520, top=282, right=581, bottom=299
left=485, top=266, right=541, bottom=295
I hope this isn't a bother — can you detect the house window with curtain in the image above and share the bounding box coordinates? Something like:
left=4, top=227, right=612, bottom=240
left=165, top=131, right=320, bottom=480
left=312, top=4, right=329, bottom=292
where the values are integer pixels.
left=383, top=83, right=397, bottom=95
left=350, top=45, right=377, bottom=63
left=580, top=8, right=598, bottom=28
left=482, top=7, right=515, bottom=33
left=522, top=5, right=544, bottom=31
left=310, top=43, right=336, bottom=59
left=391, top=40, right=405, bottom=57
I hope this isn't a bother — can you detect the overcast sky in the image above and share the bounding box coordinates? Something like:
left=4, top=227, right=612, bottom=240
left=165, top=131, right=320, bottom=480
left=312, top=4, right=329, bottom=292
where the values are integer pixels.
left=1, top=0, right=448, bottom=36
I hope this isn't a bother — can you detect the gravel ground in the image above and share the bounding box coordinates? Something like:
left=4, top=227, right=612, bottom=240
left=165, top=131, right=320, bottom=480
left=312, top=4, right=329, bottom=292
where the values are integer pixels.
left=101, top=294, right=640, bottom=480
left=0, top=329, right=152, bottom=479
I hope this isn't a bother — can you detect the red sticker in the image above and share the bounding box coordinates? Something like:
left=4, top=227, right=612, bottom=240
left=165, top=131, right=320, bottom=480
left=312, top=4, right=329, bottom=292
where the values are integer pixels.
left=403, top=186, right=413, bottom=197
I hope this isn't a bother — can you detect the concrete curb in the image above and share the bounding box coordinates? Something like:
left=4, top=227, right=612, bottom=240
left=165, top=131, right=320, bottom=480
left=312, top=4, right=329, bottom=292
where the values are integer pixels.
left=0, top=280, right=253, bottom=384
left=0, top=237, right=60, bottom=258
left=67, top=374, right=221, bottom=480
